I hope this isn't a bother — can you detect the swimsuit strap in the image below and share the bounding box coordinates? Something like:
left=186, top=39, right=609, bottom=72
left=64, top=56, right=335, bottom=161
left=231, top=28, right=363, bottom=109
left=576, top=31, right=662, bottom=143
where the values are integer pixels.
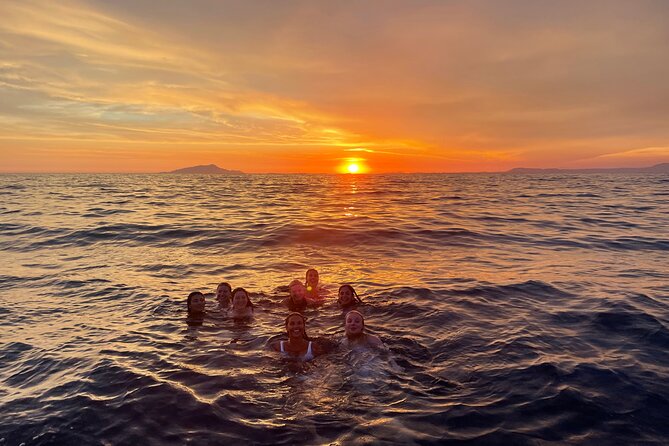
left=306, top=341, right=313, bottom=356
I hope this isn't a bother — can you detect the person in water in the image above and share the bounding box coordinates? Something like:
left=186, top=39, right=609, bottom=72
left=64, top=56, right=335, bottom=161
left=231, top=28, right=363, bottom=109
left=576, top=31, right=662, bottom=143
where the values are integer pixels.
left=284, top=279, right=315, bottom=312
left=229, top=287, right=254, bottom=319
left=215, top=282, right=232, bottom=307
left=305, top=268, right=322, bottom=301
left=271, top=312, right=323, bottom=360
left=341, top=310, right=384, bottom=349
left=337, top=284, right=362, bottom=309
left=187, top=291, right=206, bottom=316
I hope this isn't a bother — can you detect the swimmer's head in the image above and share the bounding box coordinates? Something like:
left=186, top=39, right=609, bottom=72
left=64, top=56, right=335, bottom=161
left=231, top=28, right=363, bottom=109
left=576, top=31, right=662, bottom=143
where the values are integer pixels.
left=231, top=287, right=253, bottom=310
left=285, top=312, right=308, bottom=340
left=216, top=282, right=232, bottom=303
left=187, top=291, right=205, bottom=314
left=345, top=310, right=365, bottom=337
left=338, top=284, right=361, bottom=307
left=305, top=268, right=319, bottom=287
left=289, top=279, right=307, bottom=302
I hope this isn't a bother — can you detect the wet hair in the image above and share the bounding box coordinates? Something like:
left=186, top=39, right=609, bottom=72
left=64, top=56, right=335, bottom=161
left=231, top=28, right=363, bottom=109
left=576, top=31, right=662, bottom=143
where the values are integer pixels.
left=187, top=291, right=204, bottom=312
left=289, top=279, right=303, bottom=289
left=338, top=284, right=362, bottom=306
left=287, top=280, right=308, bottom=312
left=345, top=310, right=365, bottom=330
left=305, top=268, right=319, bottom=283
left=231, top=287, right=254, bottom=308
left=217, top=282, right=232, bottom=293
left=284, top=312, right=310, bottom=341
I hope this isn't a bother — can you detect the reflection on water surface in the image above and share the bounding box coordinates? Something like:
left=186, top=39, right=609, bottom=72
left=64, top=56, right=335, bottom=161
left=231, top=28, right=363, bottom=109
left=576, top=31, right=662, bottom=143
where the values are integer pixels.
left=1, top=173, right=668, bottom=444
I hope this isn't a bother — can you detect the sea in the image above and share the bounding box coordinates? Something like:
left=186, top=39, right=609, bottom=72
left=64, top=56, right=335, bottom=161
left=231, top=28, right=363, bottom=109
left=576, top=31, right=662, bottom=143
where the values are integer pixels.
left=1, top=173, right=668, bottom=445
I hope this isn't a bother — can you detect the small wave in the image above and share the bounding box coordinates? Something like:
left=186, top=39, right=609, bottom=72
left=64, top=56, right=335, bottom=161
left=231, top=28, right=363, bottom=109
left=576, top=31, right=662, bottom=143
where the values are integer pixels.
left=81, top=208, right=136, bottom=218
left=0, top=184, right=28, bottom=191
left=454, top=280, right=572, bottom=301
left=246, top=224, right=483, bottom=251
left=590, top=236, right=669, bottom=252
left=0, top=341, right=33, bottom=364
left=19, top=224, right=216, bottom=250
left=4, top=353, right=85, bottom=390
left=0, top=223, right=24, bottom=232
left=590, top=309, right=669, bottom=343
left=0, top=275, right=33, bottom=290
left=579, top=217, right=639, bottom=228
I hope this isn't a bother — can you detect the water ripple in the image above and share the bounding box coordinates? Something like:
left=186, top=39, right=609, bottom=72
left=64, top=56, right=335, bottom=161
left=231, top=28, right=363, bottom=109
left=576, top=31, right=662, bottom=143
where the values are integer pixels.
left=1, top=173, right=668, bottom=444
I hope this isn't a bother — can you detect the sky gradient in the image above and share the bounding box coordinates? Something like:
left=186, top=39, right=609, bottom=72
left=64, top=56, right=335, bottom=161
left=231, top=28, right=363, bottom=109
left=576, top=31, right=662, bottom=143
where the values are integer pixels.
left=2, top=0, right=669, bottom=173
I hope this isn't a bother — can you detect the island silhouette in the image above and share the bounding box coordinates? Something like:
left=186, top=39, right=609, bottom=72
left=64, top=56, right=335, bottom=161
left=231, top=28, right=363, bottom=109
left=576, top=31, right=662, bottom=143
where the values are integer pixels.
left=163, top=162, right=669, bottom=175
left=506, top=162, right=669, bottom=174
left=166, top=164, right=245, bottom=174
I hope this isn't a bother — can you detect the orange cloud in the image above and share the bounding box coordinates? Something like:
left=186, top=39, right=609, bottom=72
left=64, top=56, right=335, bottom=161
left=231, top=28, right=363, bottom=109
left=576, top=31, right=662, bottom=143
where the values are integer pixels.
left=1, top=0, right=669, bottom=172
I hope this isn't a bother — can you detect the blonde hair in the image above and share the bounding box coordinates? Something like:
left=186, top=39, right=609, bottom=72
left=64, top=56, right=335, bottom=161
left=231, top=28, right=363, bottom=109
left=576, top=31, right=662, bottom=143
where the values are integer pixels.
left=345, top=310, right=365, bottom=329
left=289, top=279, right=303, bottom=288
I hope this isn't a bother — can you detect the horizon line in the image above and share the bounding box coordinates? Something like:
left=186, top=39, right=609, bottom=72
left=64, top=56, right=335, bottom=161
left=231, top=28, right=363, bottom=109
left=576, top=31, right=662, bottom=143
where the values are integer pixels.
left=2, top=161, right=668, bottom=176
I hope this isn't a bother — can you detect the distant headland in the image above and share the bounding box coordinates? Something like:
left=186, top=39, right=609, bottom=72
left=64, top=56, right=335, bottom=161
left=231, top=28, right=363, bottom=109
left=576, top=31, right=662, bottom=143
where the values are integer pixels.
left=505, top=163, right=669, bottom=174
left=165, top=164, right=245, bottom=174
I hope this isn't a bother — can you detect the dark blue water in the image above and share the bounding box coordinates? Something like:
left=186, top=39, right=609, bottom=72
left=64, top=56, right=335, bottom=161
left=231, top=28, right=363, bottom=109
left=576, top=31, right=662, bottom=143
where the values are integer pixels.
left=1, top=173, right=668, bottom=445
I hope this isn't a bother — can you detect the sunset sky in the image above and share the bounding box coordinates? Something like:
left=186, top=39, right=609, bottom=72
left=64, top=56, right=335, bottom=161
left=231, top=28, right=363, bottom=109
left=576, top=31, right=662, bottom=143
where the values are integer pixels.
left=2, top=0, right=669, bottom=173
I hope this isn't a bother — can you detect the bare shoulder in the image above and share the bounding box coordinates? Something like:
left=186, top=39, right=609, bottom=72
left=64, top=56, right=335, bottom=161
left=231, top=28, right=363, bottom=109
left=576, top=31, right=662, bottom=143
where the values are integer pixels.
left=270, top=340, right=282, bottom=351
left=367, top=334, right=385, bottom=348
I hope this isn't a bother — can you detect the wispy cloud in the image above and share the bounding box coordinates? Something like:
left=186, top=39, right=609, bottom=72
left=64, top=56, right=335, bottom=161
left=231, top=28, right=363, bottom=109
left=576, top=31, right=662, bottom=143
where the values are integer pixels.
left=1, top=0, right=669, bottom=172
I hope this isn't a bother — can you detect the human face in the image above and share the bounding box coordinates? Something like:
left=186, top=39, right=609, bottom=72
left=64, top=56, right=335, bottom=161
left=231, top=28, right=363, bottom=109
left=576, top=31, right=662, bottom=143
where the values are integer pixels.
left=216, top=285, right=232, bottom=303
left=339, top=287, right=354, bottom=306
left=286, top=315, right=305, bottom=339
left=232, top=290, right=248, bottom=309
left=290, top=284, right=306, bottom=301
left=345, top=312, right=364, bottom=336
left=190, top=294, right=205, bottom=313
left=306, top=269, right=319, bottom=287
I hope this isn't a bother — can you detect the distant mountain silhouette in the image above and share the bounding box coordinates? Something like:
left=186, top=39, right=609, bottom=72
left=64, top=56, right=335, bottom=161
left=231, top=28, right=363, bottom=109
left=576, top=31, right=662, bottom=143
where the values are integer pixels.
left=507, top=163, right=669, bottom=174
left=166, top=164, right=244, bottom=174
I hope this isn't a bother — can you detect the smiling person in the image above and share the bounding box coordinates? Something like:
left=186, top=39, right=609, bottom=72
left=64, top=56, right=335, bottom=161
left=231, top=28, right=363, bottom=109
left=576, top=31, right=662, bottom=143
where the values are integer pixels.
left=305, top=268, right=322, bottom=301
left=337, top=284, right=362, bottom=310
left=284, top=279, right=310, bottom=312
left=341, top=310, right=384, bottom=350
left=215, top=282, right=232, bottom=308
left=187, top=291, right=206, bottom=316
left=229, top=287, right=254, bottom=319
left=271, top=312, right=323, bottom=361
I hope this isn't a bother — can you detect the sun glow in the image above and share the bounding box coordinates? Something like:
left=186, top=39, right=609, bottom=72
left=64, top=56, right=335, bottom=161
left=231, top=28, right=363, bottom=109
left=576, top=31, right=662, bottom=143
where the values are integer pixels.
left=337, top=158, right=368, bottom=174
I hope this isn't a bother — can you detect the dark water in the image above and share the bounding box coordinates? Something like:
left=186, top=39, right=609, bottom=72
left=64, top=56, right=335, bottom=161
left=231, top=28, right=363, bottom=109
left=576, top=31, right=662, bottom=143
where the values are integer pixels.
left=1, top=173, right=668, bottom=445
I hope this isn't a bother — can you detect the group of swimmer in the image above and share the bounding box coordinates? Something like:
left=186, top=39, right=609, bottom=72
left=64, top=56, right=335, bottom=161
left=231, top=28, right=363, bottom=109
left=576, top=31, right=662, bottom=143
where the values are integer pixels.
left=185, top=268, right=384, bottom=360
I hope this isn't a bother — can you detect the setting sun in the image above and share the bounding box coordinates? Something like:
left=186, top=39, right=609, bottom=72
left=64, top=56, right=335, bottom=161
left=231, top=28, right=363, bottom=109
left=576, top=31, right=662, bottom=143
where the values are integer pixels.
left=337, top=158, right=368, bottom=174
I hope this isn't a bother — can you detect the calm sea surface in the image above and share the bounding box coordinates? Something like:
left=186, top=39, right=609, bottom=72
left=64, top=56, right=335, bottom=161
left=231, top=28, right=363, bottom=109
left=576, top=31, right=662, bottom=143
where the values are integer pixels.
left=1, top=173, right=668, bottom=445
